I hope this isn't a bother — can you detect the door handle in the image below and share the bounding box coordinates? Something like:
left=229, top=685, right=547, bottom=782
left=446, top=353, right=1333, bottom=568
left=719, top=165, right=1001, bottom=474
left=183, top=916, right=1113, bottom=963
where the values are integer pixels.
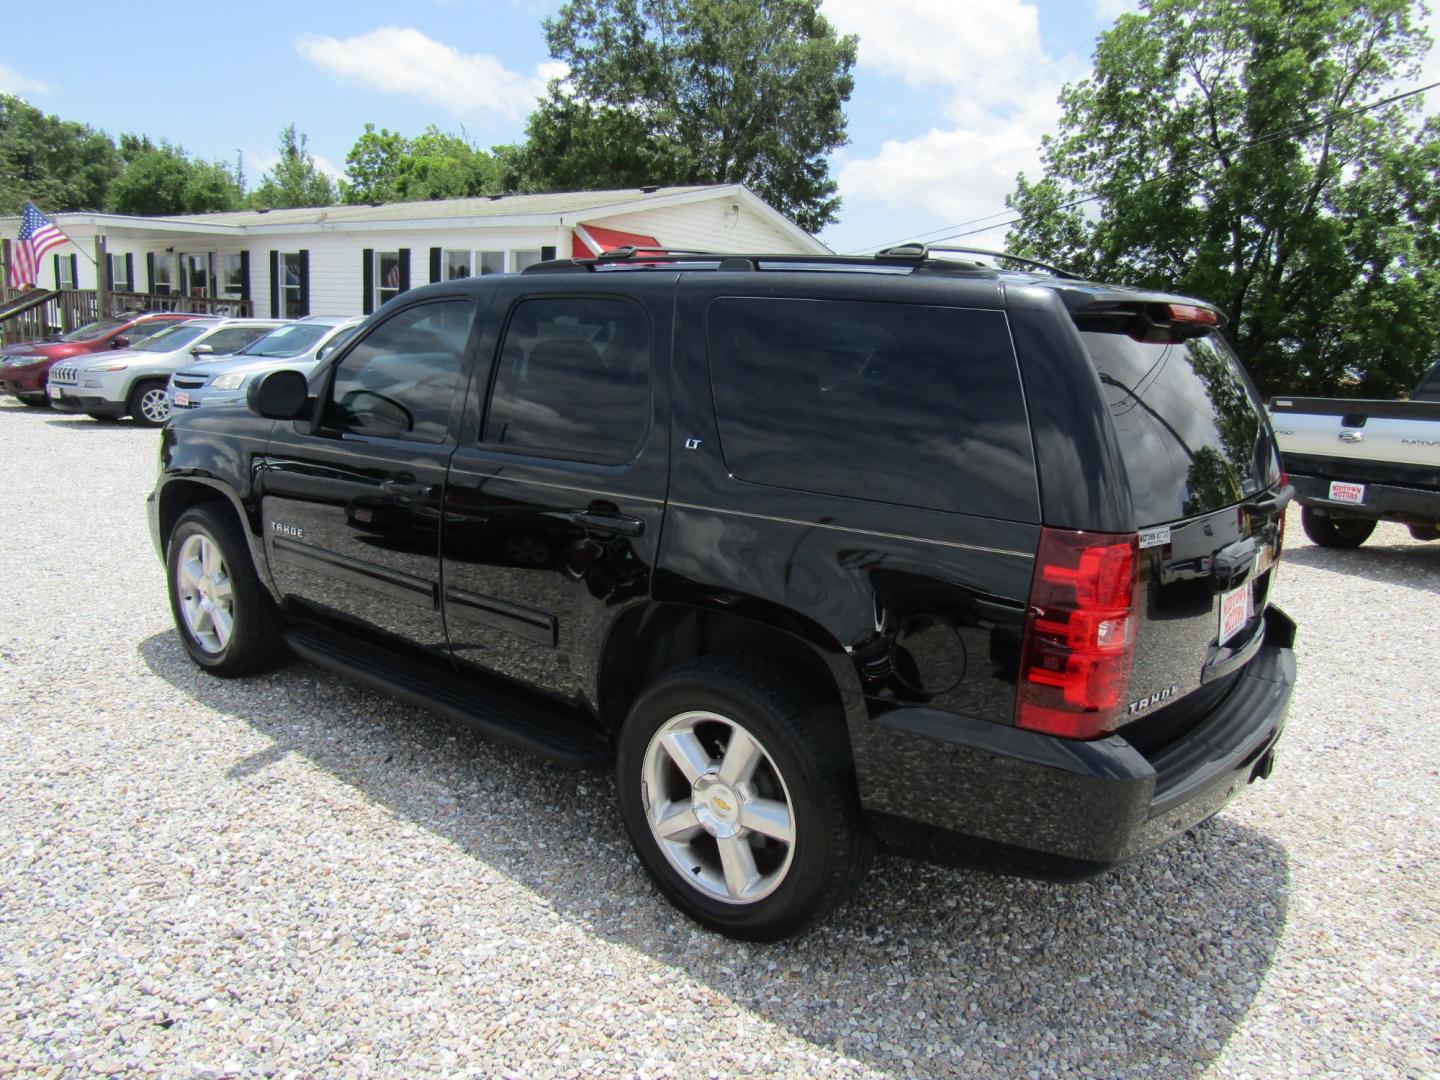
left=382, top=478, right=434, bottom=498
left=570, top=510, right=644, bottom=536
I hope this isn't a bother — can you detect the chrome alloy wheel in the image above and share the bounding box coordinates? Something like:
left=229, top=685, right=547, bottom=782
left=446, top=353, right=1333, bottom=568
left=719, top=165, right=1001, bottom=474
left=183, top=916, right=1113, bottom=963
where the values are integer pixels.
left=138, top=387, right=170, bottom=424
left=641, top=710, right=797, bottom=904
left=175, top=533, right=235, bottom=653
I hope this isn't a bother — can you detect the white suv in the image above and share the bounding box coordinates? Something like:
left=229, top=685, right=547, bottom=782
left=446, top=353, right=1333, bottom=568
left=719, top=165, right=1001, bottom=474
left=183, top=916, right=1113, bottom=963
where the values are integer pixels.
left=48, top=318, right=286, bottom=426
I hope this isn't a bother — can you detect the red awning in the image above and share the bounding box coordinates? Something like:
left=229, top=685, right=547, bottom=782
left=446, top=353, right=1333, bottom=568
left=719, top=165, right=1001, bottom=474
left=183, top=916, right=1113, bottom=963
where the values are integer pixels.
left=572, top=224, right=662, bottom=258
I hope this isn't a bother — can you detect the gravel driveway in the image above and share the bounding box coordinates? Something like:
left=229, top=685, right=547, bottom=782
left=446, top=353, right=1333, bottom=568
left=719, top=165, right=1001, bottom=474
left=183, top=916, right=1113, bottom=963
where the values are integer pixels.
left=0, top=398, right=1435, bottom=1078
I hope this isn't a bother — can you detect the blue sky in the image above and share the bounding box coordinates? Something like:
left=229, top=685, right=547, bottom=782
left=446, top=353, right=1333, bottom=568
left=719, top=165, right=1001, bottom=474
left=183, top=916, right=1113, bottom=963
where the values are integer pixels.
left=2, top=0, right=1436, bottom=254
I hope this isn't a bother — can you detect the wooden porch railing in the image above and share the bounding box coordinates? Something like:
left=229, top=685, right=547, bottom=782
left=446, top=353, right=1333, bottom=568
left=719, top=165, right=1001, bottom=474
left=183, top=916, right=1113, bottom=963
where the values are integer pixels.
left=0, top=287, right=253, bottom=346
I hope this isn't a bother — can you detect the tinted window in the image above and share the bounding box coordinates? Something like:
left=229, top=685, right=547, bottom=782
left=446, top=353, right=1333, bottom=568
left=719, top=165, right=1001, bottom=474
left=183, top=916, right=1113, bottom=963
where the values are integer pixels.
left=129, top=319, right=185, bottom=343
left=326, top=300, right=473, bottom=443
left=201, top=326, right=272, bottom=355
left=1081, top=332, right=1270, bottom=524
left=707, top=297, right=1036, bottom=520
left=484, top=297, right=651, bottom=464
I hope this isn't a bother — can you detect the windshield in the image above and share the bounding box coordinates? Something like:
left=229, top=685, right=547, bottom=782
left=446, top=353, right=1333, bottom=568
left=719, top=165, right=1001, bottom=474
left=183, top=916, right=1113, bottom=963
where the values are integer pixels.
left=61, top=318, right=127, bottom=343
left=1081, top=331, right=1275, bottom=525
left=132, top=324, right=210, bottom=352
left=238, top=323, right=333, bottom=358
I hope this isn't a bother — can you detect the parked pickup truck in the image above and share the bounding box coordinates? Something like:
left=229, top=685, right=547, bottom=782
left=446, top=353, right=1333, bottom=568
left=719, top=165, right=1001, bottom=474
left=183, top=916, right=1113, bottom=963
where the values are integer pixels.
left=1271, top=360, right=1440, bottom=547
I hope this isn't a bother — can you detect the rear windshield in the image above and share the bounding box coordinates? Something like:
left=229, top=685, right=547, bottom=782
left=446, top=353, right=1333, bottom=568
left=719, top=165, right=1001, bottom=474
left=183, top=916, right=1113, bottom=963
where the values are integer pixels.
left=1081, top=332, right=1271, bottom=524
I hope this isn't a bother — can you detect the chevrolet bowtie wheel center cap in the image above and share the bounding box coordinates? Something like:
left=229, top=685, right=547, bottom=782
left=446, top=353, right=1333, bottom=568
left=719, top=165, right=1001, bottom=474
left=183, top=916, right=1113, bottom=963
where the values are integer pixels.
left=692, top=774, right=743, bottom=838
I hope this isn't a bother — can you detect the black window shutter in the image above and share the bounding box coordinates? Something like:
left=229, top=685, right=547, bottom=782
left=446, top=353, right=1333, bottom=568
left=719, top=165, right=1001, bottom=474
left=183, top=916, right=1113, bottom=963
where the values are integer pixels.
left=398, top=248, right=411, bottom=292
left=430, top=246, right=442, bottom=283
left=53, top=254, right=60, bottom=287
left=238, top=251, right=250, bottom=306
left=146, top=252, right=156, bottom=293
left=124, top=253, right=134, bottom=293
left=70, top=254, right=78, bottom=288
left=298, top=250, right=310, bottom=316
left=106, top=256, right=114, bottom=290
left=268, top=250, right=279, bottom=318
left=362, top=249, right=374, bottom=315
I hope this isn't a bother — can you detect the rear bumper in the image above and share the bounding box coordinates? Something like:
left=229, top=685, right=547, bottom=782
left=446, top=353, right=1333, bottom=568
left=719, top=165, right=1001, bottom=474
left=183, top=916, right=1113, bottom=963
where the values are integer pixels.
left=859, top=606, right=1295, bottom=876
left=1290, top=472, right=1440, bottom=526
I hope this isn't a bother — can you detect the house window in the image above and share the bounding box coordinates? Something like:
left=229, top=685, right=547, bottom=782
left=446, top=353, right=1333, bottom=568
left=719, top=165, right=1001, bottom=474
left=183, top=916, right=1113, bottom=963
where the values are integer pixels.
left=478, top=251, right=505, bottom=275
left=510, top=247, right=556, bottom=272
left=220, top=254, right=246, bottom=298
left=108, top=254, right=131, bottom=292
left=56, top=257, right=76, bottom=290
left=151, top=256, right=173, bottom=295
left=444, top=250, right=472, bottom=280
left=281, top=253, right=306, bottom=318
left=375, top=251, right=402, bottom=307
left=181, top=253, right=212, bottom=297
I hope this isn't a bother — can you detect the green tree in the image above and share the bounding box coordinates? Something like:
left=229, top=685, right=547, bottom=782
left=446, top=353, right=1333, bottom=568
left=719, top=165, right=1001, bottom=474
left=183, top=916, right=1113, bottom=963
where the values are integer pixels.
left=343, top=123, right=507, bottom=204
left=511, top=0, right=857, bottom=232
left=0, top=95, right=120, bottom=214
left=1006, top=0, right=1440, bottom=398
left=107, top=140, right=242, bottom=215
left=247, top=125, right=336, bottom=209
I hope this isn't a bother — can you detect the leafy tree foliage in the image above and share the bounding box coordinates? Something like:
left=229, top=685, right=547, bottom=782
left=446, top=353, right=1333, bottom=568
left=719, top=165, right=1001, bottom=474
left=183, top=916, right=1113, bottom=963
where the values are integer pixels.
left=107, top=137, right=242, bottom=215
left=0, top=95, right=119, bottom=214
left=1007, top=0, right=1440, bottom=398
left=343, top=123, right=506, bottom=204
left=247, top=125, right=337, bottom=210
left=510, top=0, right=857, bottom=233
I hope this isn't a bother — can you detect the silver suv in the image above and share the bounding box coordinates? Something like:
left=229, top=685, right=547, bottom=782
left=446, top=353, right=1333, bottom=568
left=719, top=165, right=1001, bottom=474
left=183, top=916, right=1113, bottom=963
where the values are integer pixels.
left=167, top=316, right=363, bottom=412
left=48, top=318, right=286, bottom=425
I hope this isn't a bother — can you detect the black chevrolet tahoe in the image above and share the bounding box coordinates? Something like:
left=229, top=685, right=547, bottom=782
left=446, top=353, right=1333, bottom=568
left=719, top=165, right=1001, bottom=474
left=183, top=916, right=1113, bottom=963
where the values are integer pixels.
left=148, top=245, right=1297, bottom=940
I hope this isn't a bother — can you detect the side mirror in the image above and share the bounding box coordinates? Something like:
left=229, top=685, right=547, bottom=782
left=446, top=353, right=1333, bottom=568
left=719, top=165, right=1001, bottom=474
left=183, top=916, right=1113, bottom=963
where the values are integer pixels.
left=111, top=335, right=130, bottom=349
left=247, top=369, right=311, bottom=420
left=190, top=343, right=214, bottom=356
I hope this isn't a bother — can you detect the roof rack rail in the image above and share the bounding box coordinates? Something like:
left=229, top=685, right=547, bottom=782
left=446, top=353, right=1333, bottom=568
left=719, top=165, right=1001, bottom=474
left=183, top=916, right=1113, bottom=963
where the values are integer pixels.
left=875, top=243, right=1079, bottom=279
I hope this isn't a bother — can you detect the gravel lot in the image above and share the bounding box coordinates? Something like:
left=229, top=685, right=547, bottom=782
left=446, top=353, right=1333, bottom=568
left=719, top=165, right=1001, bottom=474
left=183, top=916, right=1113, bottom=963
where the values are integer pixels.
left=0, top=397, right=1436, bottom=1079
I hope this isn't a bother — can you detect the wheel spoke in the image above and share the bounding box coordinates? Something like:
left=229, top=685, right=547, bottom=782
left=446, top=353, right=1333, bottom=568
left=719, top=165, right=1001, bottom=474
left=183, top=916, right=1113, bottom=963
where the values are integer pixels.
left=200, top=540, right=218, bottom=577
left=718, top=727, right=763, bottom=787
left=653, top=802, right=702, bottom=841
left=210, top=576, right=233, bottom=603
left=209, top=605, right=233, bottom=648
left=739, top=798, right=794, bottom=844
left=179, top=557, right=203, bottom=592
left=717, top=835, right=759, bottom=899
left=660, top=729, right=713, bottom=784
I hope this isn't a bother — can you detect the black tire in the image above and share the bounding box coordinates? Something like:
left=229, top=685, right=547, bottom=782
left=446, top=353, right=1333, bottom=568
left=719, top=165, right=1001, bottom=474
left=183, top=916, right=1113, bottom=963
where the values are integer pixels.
left=17, top=395, right=48, bottom=408
left=128, top=378, right=171, bottom=427
left=1301, top=507, right=1376, bottom=549
left=615, top=656, right=873, bottom=940
left=166, top=505, right=287, bottom=677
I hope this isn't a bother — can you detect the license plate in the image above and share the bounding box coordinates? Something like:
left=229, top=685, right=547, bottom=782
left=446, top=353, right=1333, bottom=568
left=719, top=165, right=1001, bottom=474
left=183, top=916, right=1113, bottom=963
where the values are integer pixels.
left=174, top=392, right=189, bottom=407
left=48, top=385, right=61, bottom=399
left=1218, top=583, right=1252, bottom=646
left=1328, top=480, right=1365, bottom=504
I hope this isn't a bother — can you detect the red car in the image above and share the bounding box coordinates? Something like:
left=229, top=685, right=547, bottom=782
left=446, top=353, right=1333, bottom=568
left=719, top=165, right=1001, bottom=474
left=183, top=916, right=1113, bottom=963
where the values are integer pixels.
left=0, top=313, right=194, bottom=406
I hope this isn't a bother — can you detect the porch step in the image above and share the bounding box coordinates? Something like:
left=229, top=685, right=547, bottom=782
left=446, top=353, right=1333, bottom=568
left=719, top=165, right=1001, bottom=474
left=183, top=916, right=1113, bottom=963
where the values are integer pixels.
left=284, top=623, right=612, bottom=769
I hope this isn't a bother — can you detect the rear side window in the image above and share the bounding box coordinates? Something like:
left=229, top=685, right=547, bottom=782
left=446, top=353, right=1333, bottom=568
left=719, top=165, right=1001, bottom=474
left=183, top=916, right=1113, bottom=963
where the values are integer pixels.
left=1080, top=332, right=1269, bottom=524
left=484, top=297, right=651, bottom=464
left=201, top=326, right=273, bottom=355
left=706, top=297, right=1037, bottom=521
left=325, top=300, right=473, bottom=443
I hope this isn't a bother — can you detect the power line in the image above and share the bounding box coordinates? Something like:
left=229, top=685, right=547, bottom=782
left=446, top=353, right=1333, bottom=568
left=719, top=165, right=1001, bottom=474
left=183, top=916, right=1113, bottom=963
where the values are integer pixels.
left=850, top=78, right=1440, bottom=254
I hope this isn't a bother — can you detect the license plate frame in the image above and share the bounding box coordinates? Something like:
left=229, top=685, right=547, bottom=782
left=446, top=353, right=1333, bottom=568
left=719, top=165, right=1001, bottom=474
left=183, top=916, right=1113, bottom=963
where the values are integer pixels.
left=1218, top=582, right=1252, bottom=647
left=1328, top=480, right=1365, bottom=504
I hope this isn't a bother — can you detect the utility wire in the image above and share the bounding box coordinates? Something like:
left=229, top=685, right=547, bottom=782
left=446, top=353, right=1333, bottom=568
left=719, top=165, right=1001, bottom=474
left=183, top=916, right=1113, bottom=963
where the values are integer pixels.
left=848, top=78, right=1440, bottom=254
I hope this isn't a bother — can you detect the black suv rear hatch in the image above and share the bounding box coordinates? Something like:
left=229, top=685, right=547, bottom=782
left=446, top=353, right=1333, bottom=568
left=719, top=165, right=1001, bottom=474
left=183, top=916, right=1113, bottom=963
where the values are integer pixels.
left=1077, top=322, right=1286, bottom=728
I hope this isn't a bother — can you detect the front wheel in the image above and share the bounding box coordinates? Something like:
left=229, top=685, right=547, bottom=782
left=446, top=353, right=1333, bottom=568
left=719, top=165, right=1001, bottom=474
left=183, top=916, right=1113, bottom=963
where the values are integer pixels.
left=166, top=505, right=287, bottom=676
left=1301, top=507, right=1376, bottom=549
left=129, top=379, right=171, bottom=427
left=615, top=656, right=872, bottom=940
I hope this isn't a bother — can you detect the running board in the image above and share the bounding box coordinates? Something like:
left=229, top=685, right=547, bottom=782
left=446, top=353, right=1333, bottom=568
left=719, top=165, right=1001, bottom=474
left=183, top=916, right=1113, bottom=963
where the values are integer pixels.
left=284, top=625, right=612, bottom=769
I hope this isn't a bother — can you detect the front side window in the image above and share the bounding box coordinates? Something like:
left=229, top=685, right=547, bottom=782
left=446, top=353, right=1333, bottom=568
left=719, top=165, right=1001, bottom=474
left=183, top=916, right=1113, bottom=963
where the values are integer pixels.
left=484, top=296, right=651, bottom=464
left=129, top=318, right=184, bottom=344
left=281, top=253, right=305, bottom=317
left=325, top=300, right=473, bottom=443
left=375, top=251, right=401, bottom=308
left=445, top=250, right=472, bottom=280
left=133, top=324, right=210, bottom=352
left=200, top=325, right=273, bottom=356
left=109, top=255, right=131, bottom=292
left=706, top=297, right=1037, bottom=521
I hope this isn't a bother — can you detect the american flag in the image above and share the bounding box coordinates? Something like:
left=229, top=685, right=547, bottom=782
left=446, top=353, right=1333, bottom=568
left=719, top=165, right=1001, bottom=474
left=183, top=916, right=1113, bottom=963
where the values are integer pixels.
left=8, top=202, right=69, bottom=290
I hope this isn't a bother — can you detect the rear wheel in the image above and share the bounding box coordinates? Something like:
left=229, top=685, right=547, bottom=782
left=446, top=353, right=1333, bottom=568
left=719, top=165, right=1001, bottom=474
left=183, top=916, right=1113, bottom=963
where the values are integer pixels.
left=615, top=656, right=872, bottom=940
left=129, top=379, right=171, bottom=426
left=1301, top=508, right=1376, bottom=549
left=166, top=505, right=287, bottom=676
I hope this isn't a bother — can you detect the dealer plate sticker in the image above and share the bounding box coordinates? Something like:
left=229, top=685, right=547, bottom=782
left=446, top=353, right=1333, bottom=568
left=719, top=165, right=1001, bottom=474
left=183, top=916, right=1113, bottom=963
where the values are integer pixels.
left=1140, top=526, right=1171, bottom=549
left=1218, top=583, right=1252, bottom=647
left=1328, top=481, right=1365, bottom=504
left=174, top=392, right=189, bottom=407
left=47, top=385, right=60, bottom=399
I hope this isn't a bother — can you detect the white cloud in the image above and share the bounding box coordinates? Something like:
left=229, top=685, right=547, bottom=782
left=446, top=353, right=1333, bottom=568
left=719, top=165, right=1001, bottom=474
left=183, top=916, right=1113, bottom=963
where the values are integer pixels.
left=0, top=62, right=50, bottom=96
left=820, top=0, right=1084, bottom=252
left=296, top=27, right=558, bottom=120
left=1092, top=0, right=1139, bottom=21
left=242, top=149, right=343, bottom=188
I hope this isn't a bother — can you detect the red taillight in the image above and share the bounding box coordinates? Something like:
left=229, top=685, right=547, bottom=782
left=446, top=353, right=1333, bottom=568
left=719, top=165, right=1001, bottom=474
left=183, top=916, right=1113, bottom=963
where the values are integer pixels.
left=1166, top=303, right=1219, bottom=326
left=1016, top=528, right=1139, bottom=740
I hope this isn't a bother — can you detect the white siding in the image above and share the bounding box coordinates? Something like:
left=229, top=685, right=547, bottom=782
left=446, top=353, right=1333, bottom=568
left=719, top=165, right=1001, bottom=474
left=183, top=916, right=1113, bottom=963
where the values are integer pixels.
left=588, top=197, right=816, bottom=254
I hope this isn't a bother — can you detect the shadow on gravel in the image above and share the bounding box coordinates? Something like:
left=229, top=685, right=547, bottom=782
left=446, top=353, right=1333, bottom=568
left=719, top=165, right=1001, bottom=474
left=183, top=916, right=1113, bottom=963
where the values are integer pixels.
left=140, top=631, right=1289, bottom=1078
left=1281, top=541, right=1440, bottom=593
